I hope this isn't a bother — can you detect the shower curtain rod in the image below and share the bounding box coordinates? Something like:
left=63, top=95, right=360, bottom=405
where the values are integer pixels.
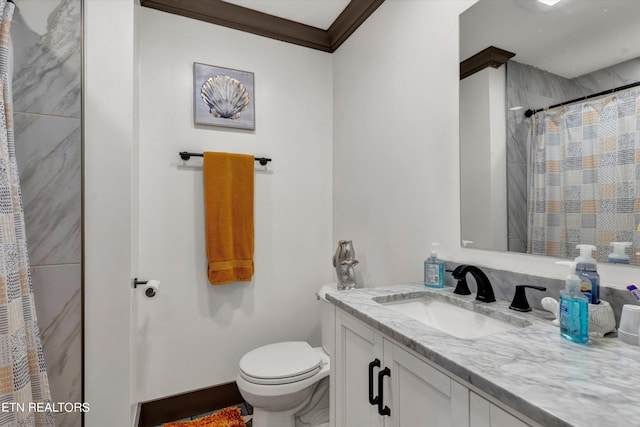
left=524, top=80, right=640, bottom=118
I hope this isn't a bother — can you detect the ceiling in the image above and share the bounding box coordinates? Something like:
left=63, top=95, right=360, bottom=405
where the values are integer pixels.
left=460, top=0, right=640, bottom=78
left=140, top=0, right=385, bottom=53
left=223, top=0, right=351, bottom=30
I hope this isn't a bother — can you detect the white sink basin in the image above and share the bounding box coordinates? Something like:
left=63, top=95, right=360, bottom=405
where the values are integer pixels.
left=381, top=298, right=522, bottom=339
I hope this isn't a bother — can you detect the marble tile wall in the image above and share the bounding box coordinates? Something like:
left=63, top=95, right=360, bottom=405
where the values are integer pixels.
left=573, top=57, right=640, bottom=96
left=12, top=1, right=82, bottom=426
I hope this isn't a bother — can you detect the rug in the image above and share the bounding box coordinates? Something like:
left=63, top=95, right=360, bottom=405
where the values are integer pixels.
left=163, top=407, right=247, bottom=427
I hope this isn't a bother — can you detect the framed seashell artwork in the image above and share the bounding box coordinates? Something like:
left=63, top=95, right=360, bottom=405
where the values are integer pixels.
left=194, top=62, right=255, bottom=129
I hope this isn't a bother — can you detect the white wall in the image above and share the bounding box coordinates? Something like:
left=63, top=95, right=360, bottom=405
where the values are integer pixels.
left=488, top=67, right=507, bottom=251
left=333, top=0, right=640, bottom=291
left=333, top=0, right=477, bottom=286
left=134, top=8, right=334, bottom=402
left=84, top=0, right=134, bottom=425
left=460, top=70, right=489, bottom=249
left=460, top=66, right=507, bottom=251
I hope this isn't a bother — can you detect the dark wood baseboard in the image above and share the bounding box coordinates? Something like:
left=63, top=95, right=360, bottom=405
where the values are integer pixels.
left=137, top=382, right=244, bottom=427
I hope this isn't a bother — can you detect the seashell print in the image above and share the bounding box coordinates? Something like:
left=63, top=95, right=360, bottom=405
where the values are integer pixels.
left=200, top=75, right=250, bottom=120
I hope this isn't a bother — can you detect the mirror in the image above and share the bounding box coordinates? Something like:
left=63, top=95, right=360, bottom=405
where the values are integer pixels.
left=459, top=0, right=640, bottom=265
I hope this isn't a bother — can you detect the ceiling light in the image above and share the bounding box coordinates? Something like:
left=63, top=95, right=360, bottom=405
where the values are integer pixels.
left=538, top=0, right=561, bottom=5
left=509, top=106, right=523, bottom=111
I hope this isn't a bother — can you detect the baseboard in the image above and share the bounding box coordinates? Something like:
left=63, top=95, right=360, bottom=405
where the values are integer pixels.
left=137, top=382, right=244, bottom=427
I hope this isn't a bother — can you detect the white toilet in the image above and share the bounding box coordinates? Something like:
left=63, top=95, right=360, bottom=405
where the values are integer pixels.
left=236, top=284, right=335, bottom=427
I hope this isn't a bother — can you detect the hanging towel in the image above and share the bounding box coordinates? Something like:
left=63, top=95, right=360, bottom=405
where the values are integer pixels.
left=204, top=152, right=254, bottom=285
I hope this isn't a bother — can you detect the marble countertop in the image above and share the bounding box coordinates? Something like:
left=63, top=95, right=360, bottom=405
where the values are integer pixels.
left=326, top=283, right=640, bottom=427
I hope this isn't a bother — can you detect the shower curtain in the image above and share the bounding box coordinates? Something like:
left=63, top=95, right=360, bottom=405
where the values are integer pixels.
left=527, top=87, right=640, bottom=262
left=0, top=1, right=55, bottom=426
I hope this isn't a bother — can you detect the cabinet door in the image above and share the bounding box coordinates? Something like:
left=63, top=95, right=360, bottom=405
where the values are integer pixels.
left=386, top=340, right=469, bottom=427
left=470, top=391, right=530, bottom=427
left=334, top=311, right=384, bottom=427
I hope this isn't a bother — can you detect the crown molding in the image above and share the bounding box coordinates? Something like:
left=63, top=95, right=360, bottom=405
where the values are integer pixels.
left=140, top=0, right=385, bottom=53
left=460, top=46, right=515, bottom=80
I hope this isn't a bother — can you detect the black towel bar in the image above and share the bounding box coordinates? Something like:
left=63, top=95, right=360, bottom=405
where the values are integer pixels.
left=179, top=151, right=271, bottom=166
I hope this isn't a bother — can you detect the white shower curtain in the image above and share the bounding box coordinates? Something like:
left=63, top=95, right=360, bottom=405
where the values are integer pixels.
left=0, top=1, right=55, bottom=426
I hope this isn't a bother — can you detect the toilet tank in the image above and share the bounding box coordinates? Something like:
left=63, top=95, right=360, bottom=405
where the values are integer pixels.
left=317, top=284, right=337, bottom=356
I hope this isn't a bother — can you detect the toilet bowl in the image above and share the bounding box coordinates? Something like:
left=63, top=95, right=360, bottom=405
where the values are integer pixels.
left=237, top=342, right=329, bottom=427
left=236, top=284, right=336, bottom=427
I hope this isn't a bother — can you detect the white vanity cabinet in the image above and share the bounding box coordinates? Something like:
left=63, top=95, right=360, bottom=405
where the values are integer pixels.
left=334, top=310, right=468, bottom=427
left=333, top=309, right=384, bottom=427
left=333, top=309, right=536, bottom=427
left=469, top=392, right=530, bottom=427
left=383, top=338, right=470, bottom=427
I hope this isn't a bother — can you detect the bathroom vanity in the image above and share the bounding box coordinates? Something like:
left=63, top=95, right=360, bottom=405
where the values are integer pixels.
left=327, top=284, right=640, bottom=427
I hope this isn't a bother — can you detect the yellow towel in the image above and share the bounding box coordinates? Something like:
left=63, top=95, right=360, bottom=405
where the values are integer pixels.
left=204, top=152, right=254, bottom=285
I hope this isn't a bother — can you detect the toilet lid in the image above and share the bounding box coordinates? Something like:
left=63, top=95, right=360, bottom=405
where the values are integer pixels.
left=239, top=341, right=322, bottom=384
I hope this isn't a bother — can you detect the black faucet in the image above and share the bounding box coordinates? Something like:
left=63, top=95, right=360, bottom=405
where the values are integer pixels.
left=451, top=265, right=496, bottom=303
left=509, top=285, right=546, bottom=312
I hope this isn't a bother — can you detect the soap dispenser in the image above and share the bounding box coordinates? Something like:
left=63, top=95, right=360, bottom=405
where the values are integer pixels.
left=424, top=242, right=445, bottom=288
left=575, top=244, right=600, bottom=304
left=556, top=261, right=589, bottom=345
left=609, top=242, right=631, bottom=264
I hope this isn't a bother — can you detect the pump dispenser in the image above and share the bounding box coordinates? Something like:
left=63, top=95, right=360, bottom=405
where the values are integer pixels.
left=556, top=261, right=589, bottom=344
left=424, top=242, right=444, bottom=288
left=609, top=242, right=631, bottom=264
left=575, top=244, right=600, bottom=304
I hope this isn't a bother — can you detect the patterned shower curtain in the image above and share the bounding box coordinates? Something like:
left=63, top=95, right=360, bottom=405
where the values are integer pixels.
left=0, top=1, right=55, bottom=426
left=527, top=87, right=640, bottom=263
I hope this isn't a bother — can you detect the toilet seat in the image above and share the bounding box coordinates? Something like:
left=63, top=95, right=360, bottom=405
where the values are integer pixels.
left=239, top=365, right=321, bottom=385
left=239, top=341, right=322, bottom=385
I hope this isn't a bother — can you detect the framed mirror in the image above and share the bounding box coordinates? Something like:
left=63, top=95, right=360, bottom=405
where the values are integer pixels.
left=459, top=0, right=640, bottom=265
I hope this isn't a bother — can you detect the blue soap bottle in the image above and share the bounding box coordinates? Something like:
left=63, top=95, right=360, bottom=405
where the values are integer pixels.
left=557, top=261, right=589, bottom=345
left=424, top=242, right=444, bottom=288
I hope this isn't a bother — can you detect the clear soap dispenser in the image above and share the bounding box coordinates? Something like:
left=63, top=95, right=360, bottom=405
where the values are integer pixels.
left=609, top=242, right=631, bottom=264
left=575, top=244, right=600, bottom=304
left=424, top=242, right=445, bottom=288
left=556, top=261, right=589, bottom=345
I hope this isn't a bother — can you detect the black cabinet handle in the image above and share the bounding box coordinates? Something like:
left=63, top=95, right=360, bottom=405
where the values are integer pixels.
left=368, top=358, right=381, bottom=405
left=377, top=367, right=391, bottom=416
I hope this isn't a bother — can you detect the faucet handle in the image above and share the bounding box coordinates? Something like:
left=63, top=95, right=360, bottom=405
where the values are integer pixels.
left=509, top=285, right=546, bottom=312
left=451, top=265, right=466, bottom=279
left=453, top=277, right=472, bottom=296
left=451, top=266, right=472, bottom=296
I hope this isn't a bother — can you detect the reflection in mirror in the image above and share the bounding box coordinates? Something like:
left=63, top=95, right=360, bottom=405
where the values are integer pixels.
left=459, top=0, right=640, bottom=265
